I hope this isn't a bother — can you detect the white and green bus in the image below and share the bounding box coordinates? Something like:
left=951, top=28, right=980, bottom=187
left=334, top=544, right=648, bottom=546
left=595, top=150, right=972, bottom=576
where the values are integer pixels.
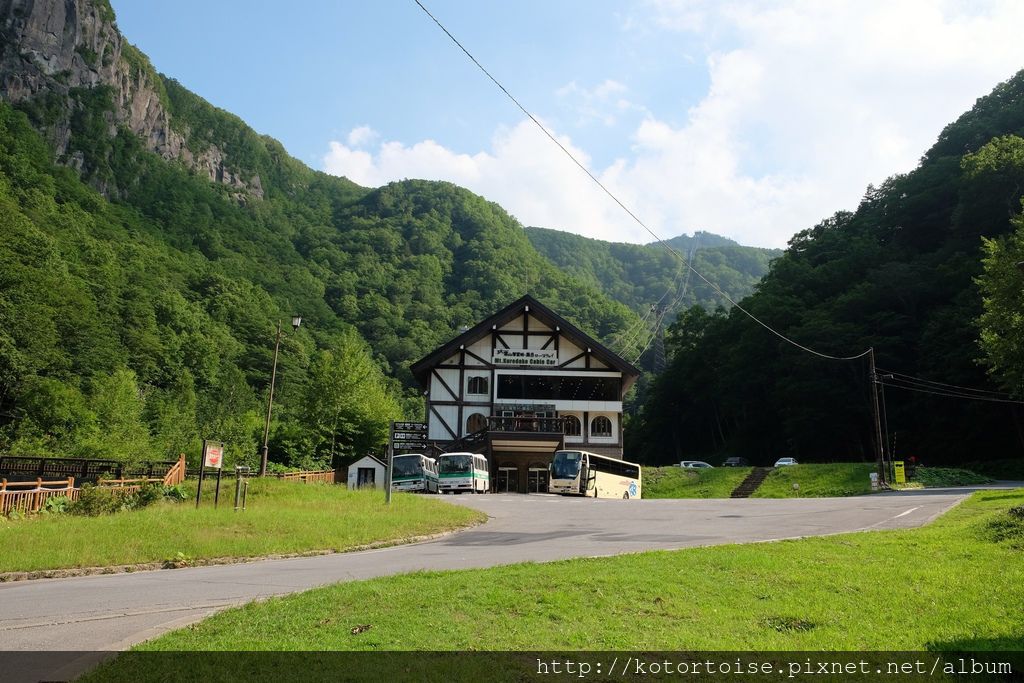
left=437, top=452, right=489, bottom=494
left=391, top=453, right=439, bottom=493
left=548, top=450, right=642, bottom=499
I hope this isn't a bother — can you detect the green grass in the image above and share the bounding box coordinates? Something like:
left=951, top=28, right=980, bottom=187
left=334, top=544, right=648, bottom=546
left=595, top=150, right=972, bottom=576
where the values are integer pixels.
left=913, top=467, right=993, bottom=487
left=643, top=465, right=751, bottom=498
left=104, top=490, right=1024, bottom=655
left=752, top=463, right=876, bottom=498
left=0, top=479, right=483, bottom=573
left=965, top=458, right=1024, bottom=480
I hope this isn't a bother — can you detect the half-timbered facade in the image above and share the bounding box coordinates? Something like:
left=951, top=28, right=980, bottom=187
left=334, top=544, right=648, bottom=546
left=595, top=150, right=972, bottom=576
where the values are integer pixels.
left=410, top=295, right=640, bottom=493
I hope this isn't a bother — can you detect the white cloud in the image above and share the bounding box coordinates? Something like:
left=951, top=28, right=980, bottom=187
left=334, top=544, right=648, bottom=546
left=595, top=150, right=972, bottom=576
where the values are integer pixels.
left=324, top=0, right=1024, bottom=248
left=346, top=125, right=379, bottom=148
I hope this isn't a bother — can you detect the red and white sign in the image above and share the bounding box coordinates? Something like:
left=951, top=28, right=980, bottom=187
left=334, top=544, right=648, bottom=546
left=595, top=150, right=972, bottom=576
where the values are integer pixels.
left=203, top=441, right=224, bottom=469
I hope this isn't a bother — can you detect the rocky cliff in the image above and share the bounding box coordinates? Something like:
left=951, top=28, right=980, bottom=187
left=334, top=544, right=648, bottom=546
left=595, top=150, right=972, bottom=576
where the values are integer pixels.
left=0, top=0, right=262, bottom=198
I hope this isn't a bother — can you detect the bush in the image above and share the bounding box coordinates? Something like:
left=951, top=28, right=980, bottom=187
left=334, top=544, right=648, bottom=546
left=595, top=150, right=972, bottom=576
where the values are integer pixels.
left=42, top=495, right=70, bottom=515
left=163, top=484, right=187, bottom=502
left=136, top=483, right=164, bottom=508
left=68, top=482, right=186, bottom=516
left=68, top=484, right=123, bottom=516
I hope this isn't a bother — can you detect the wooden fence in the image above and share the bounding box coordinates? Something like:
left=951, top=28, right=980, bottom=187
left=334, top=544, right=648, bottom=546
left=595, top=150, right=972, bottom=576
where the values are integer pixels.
left=1, top=454, right=187, bottom=515
left=0, top=477, right=80, bottom=516
left=274, top=470, right=336, bottom=484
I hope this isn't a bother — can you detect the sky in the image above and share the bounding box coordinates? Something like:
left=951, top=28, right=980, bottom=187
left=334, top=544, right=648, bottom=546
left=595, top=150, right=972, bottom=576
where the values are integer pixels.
left=111, top=0, right=1024, bottom=249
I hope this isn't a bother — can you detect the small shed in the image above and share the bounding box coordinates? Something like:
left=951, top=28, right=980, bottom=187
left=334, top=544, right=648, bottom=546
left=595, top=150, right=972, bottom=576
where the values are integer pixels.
left=347, top=455, right=386, bottom=490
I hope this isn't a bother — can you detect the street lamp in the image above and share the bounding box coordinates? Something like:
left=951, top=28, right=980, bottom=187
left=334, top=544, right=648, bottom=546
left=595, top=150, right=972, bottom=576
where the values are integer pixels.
left=259, top=314, right=302, bottom=476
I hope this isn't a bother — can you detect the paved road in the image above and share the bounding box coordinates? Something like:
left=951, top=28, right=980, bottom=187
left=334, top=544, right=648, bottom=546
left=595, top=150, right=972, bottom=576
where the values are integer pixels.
left=0, top=488, right=983, bottom=666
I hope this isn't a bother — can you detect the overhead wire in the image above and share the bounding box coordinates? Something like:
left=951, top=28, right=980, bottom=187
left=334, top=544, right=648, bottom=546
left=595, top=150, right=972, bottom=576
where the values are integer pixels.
left=875, top=368, right=1013, bottom=397
left=413, top=0, right=872, bottom=363
left=877, top=377, right=1024, bottom=404
left=632, top=239, right=699, bottom=364
left=616, top=258, right=686, bottom=354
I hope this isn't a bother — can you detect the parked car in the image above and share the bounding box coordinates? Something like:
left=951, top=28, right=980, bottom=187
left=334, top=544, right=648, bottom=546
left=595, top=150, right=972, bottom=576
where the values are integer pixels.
left=774, top=457, right=798, bottom=467
left=722, top=457, right=750, bottom=467
left=680, top=461, right=714, bottom=469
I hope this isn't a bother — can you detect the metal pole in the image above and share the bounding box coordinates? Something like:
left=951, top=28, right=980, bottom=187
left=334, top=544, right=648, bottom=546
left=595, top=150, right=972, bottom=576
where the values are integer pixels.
left=869, top=348, right=887, bottom=486
left=385, top=422, right=394, bottom=505
left=259, top=321, right=283, bottom=477
left=214, top=468, right=222, bottom=508
left=234, top=473, right=242, bottom=511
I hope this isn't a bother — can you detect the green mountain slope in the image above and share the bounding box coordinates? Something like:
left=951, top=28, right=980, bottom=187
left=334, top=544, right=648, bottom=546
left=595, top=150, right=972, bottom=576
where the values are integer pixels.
left=0, top=0, right=640, bottom=469
left=629, top=70, right=1024, bottom=466
left=525, top=226, right=778, bottom=319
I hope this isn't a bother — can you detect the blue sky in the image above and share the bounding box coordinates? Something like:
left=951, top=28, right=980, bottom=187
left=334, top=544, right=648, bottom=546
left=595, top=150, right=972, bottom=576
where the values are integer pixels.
left=111, top=1, right=1024, bottom=248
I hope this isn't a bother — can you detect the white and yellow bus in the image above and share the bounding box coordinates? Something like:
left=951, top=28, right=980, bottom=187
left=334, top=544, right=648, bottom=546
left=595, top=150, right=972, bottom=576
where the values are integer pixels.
left=391, top=453, right=439, bottom=493
left=549, top=450, right=642, bottom=499
left=437, top=452, right=490, bottom=494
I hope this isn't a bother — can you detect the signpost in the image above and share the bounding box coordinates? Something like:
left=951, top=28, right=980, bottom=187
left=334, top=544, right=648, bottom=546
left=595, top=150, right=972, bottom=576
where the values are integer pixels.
left=196, top=439, right=225, bottom=508
left=387, top=422, right=428, bottom=505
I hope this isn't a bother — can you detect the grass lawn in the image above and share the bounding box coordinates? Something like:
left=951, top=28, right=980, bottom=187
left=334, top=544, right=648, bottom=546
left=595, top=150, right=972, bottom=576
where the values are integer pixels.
left=751, top=463, right=876, bottom=498
left=0, top=479, right=483, bottom=574
left=106, top=491, right=1024, bottom=654
left=643, top=465, right=751, bottom=498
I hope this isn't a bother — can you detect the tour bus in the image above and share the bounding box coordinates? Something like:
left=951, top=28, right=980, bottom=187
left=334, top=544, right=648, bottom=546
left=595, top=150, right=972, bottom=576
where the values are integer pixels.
left=437, top=452, right=490, bottom=494
left=549, top=449, right=642, bottom=499
left=390, top=453, right=439, bottom=493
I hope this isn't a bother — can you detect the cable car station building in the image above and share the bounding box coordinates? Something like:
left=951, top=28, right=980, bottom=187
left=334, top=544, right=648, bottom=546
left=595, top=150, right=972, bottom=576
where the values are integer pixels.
left=410, top=295, right=640, bottom=493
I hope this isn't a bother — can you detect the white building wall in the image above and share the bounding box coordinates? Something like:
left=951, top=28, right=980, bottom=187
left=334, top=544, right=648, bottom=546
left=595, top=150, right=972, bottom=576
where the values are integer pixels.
left=429, top=368, right=460, bottom=401
left=428, top=404, right=460, bottom=441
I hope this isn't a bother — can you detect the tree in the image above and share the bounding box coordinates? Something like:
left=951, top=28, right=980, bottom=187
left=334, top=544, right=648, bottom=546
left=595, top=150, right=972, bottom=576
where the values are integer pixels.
left=289, top=332, right=403, bottom=469
left=978, top=210, right=1024, bottom=395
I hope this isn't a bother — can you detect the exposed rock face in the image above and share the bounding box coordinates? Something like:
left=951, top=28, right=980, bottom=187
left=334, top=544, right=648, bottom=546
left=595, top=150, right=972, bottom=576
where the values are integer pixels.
left=0, top=0, right=263, bottom=199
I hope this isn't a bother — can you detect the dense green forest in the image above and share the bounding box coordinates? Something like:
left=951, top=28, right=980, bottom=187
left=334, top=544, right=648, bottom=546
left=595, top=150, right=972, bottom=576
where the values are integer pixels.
left=525, top=227, right=778, bottom=339
left=629, top=72, right=1024, bottom=467
left=0, top=79, right=661, bottom=469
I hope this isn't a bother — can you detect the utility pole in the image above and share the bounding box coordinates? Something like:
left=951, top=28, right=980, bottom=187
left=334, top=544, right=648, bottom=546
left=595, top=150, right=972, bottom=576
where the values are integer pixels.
left=868, top=347, right=887, bottom=486
left=259, top=315, right=302, bottom=476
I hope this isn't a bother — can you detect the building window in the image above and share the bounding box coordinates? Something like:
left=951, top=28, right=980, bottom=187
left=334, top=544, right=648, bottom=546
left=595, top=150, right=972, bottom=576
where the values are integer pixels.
left=496, top=375, right=619, bottom=401
left=590, top=415, right=613, bottom=438
left=466, top=413, right=487, bottom=434
left=564, top=415, right=581, bottom=436
left=468, top=376, right=489, bottom=395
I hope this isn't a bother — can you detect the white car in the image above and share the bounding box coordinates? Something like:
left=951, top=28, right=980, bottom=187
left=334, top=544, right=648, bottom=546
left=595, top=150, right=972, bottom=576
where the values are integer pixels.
left=680, top=460, right=714, bottom=468
left=774, top=457, right=798, bottom=467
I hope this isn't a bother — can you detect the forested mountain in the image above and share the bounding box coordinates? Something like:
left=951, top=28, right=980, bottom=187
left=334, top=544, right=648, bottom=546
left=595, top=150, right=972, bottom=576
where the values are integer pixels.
left=0, top=0, right=643, bottom=469
left=629, top=71, right=1024, bottom=467
left=525, top=227, right=778, bottom=320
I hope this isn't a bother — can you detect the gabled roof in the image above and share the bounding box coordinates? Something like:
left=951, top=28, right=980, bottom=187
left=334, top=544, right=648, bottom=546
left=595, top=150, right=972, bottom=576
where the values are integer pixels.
left=352, top=454, right=387, bottom=468
left=410, top=294, right=641, bottom=391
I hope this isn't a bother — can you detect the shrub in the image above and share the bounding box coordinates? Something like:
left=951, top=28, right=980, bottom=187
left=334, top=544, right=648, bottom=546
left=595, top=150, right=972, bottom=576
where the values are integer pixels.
left=135, top=483, right=164, bottom=508
left=42, top=495, right=70, bottom=515
left=68, top=484, right=123, bottom=516
left=163, top=485, right=187, bottom=502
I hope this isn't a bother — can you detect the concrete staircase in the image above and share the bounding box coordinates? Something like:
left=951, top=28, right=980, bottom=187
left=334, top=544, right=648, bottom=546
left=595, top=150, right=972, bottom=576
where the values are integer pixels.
left=730, top=467, right=773, bottom=498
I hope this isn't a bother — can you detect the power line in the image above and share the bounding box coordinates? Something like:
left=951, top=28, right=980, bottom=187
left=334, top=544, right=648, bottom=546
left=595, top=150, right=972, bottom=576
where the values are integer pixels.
left=632, top=241, right=699, bottom=364
left=877, top=378, right=1024, bottom=404
left=876, top=368, right=1013, bottom=397
left=413, top=0, right=871, bottom=364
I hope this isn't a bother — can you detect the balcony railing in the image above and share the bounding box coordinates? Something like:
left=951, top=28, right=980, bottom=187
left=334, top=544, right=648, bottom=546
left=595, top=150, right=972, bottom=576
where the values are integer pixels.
left=487, top=416, right=566, bottom=434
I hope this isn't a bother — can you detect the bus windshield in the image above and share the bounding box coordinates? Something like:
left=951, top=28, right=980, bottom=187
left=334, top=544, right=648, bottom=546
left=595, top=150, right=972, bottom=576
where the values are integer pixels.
left=392, top=455, right=422, bottom=477
left=439, top=454, right=472, bottom=474
left=551, top=451, right=583, bottom=479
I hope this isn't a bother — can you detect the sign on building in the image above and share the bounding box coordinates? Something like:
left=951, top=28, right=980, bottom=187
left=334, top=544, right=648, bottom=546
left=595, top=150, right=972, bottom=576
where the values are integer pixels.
left=492, top=348, right=558, bottom=366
